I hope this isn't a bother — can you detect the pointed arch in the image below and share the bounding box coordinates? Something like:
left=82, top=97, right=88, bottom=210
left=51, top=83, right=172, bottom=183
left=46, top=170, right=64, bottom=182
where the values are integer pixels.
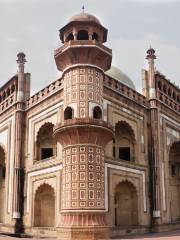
left=114, top=180, right=138, bottom=226
left=93, top=106, right=102, bottom=119
left=35, top=122, right=56, bottom=161
left=114, top=121, right=136, bottom=161
left=34, top=183, right=55, bottom=227
left=64, top=106, right=74, bottom=120
left=77, top=30, right=89, bottom=40
left=0, top=144, right=6, bottom=223
left=168, top=140, right=180, bottom=222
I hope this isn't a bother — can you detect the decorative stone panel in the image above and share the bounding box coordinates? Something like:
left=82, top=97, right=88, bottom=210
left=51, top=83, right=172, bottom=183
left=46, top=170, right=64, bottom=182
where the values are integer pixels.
left=63, top=67, right=103, bottom=118
left=61, top=144, right=105, bottom=211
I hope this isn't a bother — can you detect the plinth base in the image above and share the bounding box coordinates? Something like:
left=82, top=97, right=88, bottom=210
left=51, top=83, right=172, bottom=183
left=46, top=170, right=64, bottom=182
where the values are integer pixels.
left=57, top=226, right=110, bottom=240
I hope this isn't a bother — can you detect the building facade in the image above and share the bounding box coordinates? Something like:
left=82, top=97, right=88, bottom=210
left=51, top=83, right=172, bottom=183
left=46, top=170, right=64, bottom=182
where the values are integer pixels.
left=0, top=12, right=179, bottom=240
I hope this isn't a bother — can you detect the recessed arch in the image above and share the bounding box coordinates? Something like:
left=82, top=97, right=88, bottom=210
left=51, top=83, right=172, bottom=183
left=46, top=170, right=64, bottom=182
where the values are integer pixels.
left=11, top=84, right=15, bottom=93
left=0, top=145, right=6, bottom=223
left=172, top=91, right=176, bottom=101
left=93, top=106, right=102, bottom=119
left=168, top=141, right=180, bottom=222
left=6, top=88, right=10, bottom=97
left=36, top=122, right=56, bottom=161
left=158, top=80, right=162, bottom=91
left=114, top=121, right=136, bottom=161
left=168, top=88, right=172, bottom=97
left=114, top=180, right=138, bottom=226
left=2, top=92, right=6, bottom=101
left=66, top=32, right=74, bottom=42
left=92, top=32, right=98, bottom=41
left=64, top=106, right=73, bottom=120
left=34, top=183, right=55, bottom=227
left=163, top=84, right=167, bottom=94
left=77, top=30, right=89, bottom=40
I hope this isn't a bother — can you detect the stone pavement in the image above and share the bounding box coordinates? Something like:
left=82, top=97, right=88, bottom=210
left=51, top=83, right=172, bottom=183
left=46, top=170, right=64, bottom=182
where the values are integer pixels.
left=0, top=230, right=180, bottom=240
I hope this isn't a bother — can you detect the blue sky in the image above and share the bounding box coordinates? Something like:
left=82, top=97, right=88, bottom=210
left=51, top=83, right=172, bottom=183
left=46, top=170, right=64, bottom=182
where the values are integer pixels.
left=0, top=0, right=180, bottom=93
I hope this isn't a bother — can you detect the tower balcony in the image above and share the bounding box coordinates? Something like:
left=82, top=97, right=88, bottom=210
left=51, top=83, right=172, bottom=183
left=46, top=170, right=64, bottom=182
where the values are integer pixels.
left=53, top=118, right=114, bottom=147
left=54, top=40, right=112, bottom=72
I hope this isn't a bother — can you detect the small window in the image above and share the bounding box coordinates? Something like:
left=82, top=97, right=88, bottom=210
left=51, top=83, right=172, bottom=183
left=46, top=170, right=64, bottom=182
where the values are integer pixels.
left=119, top=147, right=130, bottom=161
left=7, top=88, right=10, bottom=97
left=66, top=33, right=74, bottom=42
left=113, top=146, right=116, bottom=158
left=77, top=30, right=89, bottom=40
left=64, top=107, right=73, bottom=120
left=2, top=167, right=6, bottom=179
left=92, top=32, right=98, bottom=41
left=93, top=106, right=102, bottom=119
left=2, top=92, right=6, bottom=101
left=41, top=148, right=53, bottom=160
left=113, top=138, right=116, bottom=157
left=11, top=84, right=15, bottom=93
left=171, top=165, right=176, bottom=176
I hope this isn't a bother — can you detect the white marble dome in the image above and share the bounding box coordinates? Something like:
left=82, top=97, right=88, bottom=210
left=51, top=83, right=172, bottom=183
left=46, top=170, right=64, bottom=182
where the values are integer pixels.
left=106, top=66, right=135, bottom=90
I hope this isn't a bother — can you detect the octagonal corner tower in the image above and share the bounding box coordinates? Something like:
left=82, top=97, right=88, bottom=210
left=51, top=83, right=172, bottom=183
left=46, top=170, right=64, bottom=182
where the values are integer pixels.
left=54, top=11, right=114, bottom=240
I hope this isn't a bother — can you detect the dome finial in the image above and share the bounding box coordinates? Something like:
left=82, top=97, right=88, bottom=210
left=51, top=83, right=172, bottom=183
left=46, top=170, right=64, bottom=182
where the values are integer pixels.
left=82, top=5, right=85, bottom=14
left=146, top=46, right=156, bottom=60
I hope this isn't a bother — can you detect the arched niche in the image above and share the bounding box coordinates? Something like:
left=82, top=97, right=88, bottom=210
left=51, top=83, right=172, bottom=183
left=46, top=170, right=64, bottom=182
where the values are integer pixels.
left=64, top=106, right=74, bottom=120
left=34, top=183, right=55, bottom=227
left=77, top=30, right=89, bottom=40
left=93, top=106, right=102, bottom=119
left=66, top=32, right=74, bottom=42
left=168, top=141, right=180, bottom=222
left=0, top=145, right=6, bottom=223
left=114, top=181, right=138, bottom=226
left=114, top=121, right=136, bottom=162
left=92, top=32, right=98, bottom=41
left=36, top=122, right=56, bottom=161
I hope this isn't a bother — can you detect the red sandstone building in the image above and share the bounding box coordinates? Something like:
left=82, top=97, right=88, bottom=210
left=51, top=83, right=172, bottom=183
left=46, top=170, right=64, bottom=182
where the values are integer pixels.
left=0, top=12, right=179, bottom=240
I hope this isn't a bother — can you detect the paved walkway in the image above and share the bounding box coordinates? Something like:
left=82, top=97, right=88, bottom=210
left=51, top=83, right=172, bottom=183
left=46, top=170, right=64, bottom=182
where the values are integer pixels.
left=0, top=230, right=180, bottom=239
left=120, top=229, right=180, bottom=239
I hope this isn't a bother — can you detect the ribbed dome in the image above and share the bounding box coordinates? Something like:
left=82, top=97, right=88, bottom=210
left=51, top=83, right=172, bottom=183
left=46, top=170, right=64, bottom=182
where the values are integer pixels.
left=69, top=12, right=101, bottom=25
left=106, top=66, right=135, bottom=90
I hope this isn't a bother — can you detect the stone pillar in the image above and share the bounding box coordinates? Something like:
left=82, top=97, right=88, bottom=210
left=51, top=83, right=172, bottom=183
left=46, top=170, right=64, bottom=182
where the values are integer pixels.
left=146, top=48, right=156, bottom=99
left=146, top=48, right=161, bottom=224
left=12, top=53, right=26, bottom=233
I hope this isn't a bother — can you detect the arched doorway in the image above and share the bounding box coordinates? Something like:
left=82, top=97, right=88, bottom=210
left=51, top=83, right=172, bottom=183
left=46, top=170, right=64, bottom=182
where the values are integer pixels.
left=114, top=181, right=138, bottom=226
left=34, top=184, right=55, bottom=227
left=0, top=146, right=6, bottom=223
left=169, top=141, right=180, bottom=222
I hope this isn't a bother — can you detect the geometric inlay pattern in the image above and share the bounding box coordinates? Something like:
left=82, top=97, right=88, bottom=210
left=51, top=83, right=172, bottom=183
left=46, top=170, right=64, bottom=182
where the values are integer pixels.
left=61, top=144, right=105, bottom=211
left=64, top=67, right=103, bottom=118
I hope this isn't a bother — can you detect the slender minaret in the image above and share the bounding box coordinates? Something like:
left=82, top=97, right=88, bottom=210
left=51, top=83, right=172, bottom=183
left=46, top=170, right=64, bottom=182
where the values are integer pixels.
left=142, top=47, right=156, bottom=98
left=54, top=12, right=114, bottom=240
left=13, top=52, right=26, bottom=232
left=146, top=48, right=161, bottom=225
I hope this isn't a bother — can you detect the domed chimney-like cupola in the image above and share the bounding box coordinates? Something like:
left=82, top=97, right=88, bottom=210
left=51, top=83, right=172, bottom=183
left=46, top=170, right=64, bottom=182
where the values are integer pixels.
left=59, top=12, right=107, bottom=43
left=54, top=11, right=112, bottom=72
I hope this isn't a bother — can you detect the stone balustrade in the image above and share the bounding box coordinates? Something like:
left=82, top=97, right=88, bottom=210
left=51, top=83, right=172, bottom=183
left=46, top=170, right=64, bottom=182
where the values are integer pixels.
left=103, top=75, right=149, bottom=107
left=0, top=92, right=16, bottom=114
left=26, top=78, right=62, bottom=109
left=54, top=39, right=112, bottom=56
left=54, top=117, right=114, bottom=132
left=157, top=90, right=180, bottom=113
